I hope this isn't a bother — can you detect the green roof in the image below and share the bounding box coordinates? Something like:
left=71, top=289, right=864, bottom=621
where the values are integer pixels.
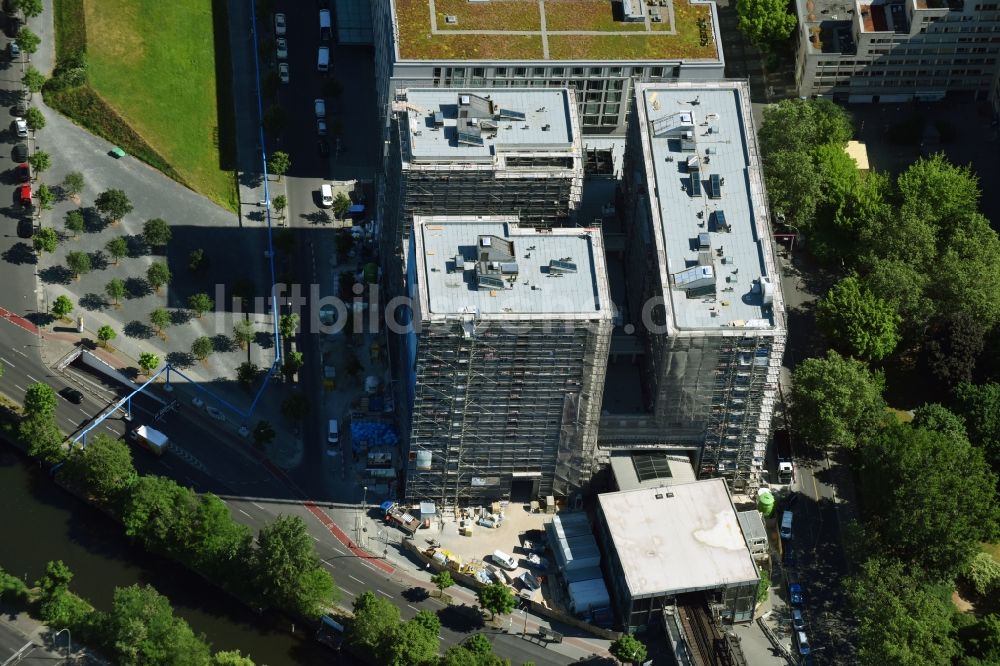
left=393, top=0, right=720, bottom=61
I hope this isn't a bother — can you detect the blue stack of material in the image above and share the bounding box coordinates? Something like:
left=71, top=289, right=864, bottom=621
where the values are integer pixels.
left=351, top=420, right=399, bottom=452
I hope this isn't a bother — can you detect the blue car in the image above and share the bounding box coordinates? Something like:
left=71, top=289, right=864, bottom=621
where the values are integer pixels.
left=788, top=582, right=803, bottom=606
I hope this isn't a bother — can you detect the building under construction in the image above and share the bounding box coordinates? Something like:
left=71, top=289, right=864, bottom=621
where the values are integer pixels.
left=383, top=88, right=583, bottom=293
left=403, top=216, right=612, bottom=505
left=613, top=81, right=786, bottom=492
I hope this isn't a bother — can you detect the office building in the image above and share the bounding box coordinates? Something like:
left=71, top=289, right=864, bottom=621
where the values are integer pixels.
left=371, top=0, right=725, bottom=135
left=614, top=81, right=786, bottom=492
left=794, top=0, right=1000, bottom=101
left=383, top=88, right=584, bottom=290
left=402, top=216, right=613, bottom=505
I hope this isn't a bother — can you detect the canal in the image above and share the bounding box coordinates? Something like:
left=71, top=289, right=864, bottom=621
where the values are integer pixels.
left=0, top=444, right=354, bottom=665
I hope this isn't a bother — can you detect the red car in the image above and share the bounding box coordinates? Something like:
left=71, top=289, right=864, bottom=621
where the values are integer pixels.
left=17, top=183, right=31, bottom=206
left=14, top=162, right=29, bottom=182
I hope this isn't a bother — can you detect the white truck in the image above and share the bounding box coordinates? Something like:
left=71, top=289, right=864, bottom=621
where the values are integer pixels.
left=132, top=425, right=168, bottom=456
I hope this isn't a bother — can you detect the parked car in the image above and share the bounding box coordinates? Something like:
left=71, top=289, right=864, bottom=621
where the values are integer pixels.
left=12, top=100, right=26, bottom=116
left=317, top=118, right=327, bottom=136
left=12, top=116, right=27, bottom=137
left=275, top=37, right=288, bottom=60
left=314, top=98, right=326, bottom=118
left=16, top=183, right=30, bottom=206
left=14, top=162, right=30, bottom=182
left=60, top=387, right=84, bottom=404
left=206, top=406, right=226, bottom=422
left=273, top=12, right=286, bottom=35
left=7, top=40, right=19, bottom=60
left=788, top=582, right=803, bottom=606
left=278, top=62, right=289, bottom=83
left=5, top=15, right=21, bottom=37
left=16, top=218, right=33, bottom=238
left=795, top=630, right=811, bottom=656
left=12, top=143, right=27, bottom=161
left=792, top=608, right=805, bottom=631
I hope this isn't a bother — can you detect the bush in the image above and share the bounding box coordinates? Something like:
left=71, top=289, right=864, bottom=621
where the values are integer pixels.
left=0, top=567, right=29, bottom=604
left=966, top=552, right=1000, bottom=598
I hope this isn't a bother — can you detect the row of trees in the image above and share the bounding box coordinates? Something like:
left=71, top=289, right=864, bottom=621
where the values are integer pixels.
left=1, top=560, right=256, bottom=666
left=53, top=433, right=336, bottom=619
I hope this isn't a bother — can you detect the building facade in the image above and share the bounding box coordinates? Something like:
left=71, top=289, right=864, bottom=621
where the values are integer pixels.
left=402, top=216, right=613, bottom=505
left=615, top=81, right=786, bottom=492
left=383, top=88, right=584, bottom=292
left=371, top=0, right=725, bottom=135
left=794, top=0, right=1000, bottom=101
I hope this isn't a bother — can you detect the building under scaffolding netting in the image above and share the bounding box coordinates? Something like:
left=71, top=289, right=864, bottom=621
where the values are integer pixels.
left=403, top=216, right=612, bottom=505
left=614, top=81, right=787, bottom=492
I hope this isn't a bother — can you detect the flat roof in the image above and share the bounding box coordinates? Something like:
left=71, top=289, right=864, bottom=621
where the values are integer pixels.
left=412, top=216, right=612, bottom=320
left=400, top=89, right=577, bottom=163
left=598, top=478, right=759, bottom=598
left=634, top=81, right=785, bottom=332
left=609, top=453, right=696, bottom=491
left=390, top=0, right=720, bottom=62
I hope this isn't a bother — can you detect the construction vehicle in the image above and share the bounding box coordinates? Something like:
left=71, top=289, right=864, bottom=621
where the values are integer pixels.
left=383, top=502, right=419, bottom=534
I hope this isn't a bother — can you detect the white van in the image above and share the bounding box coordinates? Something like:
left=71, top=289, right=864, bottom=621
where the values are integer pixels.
left=327, top=418, right=339, bottom=445
left=317, top=46, right=330, bottom=72
left=320, top=183, right=334, bottom=208
left=319, top=9, right=332, bottom=42
left=492, top=550, right=518, bottom=571
left=780, top=510, right=793, bottom=540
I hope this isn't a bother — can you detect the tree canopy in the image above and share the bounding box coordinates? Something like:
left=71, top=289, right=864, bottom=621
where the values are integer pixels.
left=610, top=634, right=649, bottom=665
left=348, top=590, right=400, bottom=653
left=61, top=433, right=138, bottom=507
left=476, top=582, right=514, bottom=619
left=790, top=351, right=887, bottom=449
left=252, top=515, right=335, bottom=618
left=817, top=276, right=900, bottom=361
left=954, top=382, right=1000, bottom=475
left=736, top=0, right=797, bottom=52
left=381, top=612, right=440, bottom=666
left=102, top=584, right=212, bottom=666
left=95, top=188, right=133, bottom=223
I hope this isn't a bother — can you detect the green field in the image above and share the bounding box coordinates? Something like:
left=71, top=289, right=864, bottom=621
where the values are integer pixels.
left=82, top=0, right=236, bottom=211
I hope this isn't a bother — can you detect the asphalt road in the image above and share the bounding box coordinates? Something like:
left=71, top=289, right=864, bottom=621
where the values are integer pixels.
left=0, top=620, right=67, bottom=665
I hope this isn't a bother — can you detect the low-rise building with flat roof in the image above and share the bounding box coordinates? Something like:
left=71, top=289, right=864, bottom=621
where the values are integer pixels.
left=402, top=216, right=613, bottom=505
left=595, top=478, right=760, bottom=631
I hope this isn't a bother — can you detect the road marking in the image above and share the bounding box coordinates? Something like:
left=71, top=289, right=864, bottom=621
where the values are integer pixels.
left=13, top=348, right=26, bottom=358
left=331, top=546, right=345, bottom=555
left=377, top=589, right=392, bottom=599
left=407, top=604, right=419, bottom=612
left=13, top=383, right=25, bottom=392
left=338, top=586, right=354, bottom=596
left=251, top=502, right=265, bottom=511
left=312, top=535, right=320, bottom=542
left=321, top=559, right=334, bottom=567
left=1, top=357, right=14, bottom=367
left=238, top=509, right=252, bottom=518
left=78, top=408, right=88, bottom=415
left=349, top=575, right=364, bottom=585
left=25, top=374, right=38, bottom=383
left=104, top=425, right=116, bottom=432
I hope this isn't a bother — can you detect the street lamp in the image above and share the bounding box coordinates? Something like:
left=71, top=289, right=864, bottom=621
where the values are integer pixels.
left=54, top=628, right=70, bottom=662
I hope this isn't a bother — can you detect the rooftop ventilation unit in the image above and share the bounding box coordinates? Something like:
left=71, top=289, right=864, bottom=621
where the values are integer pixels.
left=549, top=259, right=578, bottom=273
left=444, top=14, right=457, bottom=24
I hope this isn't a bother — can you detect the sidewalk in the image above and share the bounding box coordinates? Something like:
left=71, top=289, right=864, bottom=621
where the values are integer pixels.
left=0, top=605, right=109, bottom=665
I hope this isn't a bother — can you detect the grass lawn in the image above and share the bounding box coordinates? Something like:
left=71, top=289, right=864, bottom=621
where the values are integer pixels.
left=982, top=542, right=1000, bottom=563
left=434, top=0, right=541, bottom=31
left=82, top=0, right=237, bottom=211
left=543, top=0, right=647, bottom=32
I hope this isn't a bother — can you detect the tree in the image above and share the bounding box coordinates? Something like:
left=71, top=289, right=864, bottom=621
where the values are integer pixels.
left=105, top=236, right=129, bottom=265
left=462, top=634, right=493, bottom=656
left=97, top=325, right=117, bottom=348
left=441, top=635, right=508, bottom=666
left=23, top=106, right=44, bottom=132
left=736, top=0, right=797, bottom=51
left=26, top=149, right=49, bottom=177
left=252, top=421, right=275, bottom=449
left=103, top=584, right=212, bottom=666
left=147, top=262, right=171, bottom=292
left=20, top=414, right=63, bottom=463
left=268, top=151, right=290, bottom=180
left=150, top=307, right=171, bottom=336
left=897, top=153, right=980, bottom=235
left=965, top=552, right=1000, bottom=598
left=252, top=515, right=336, bottom=618
left=37, top=560, right=73, bottom=601
left=609, top=634, right=648, bottom=665
left=121, top=475, right=197, bottom=553
left=954, top=382, right=1000, bottom=475
left=757, top=568, right=770, bottom=603
left=861, top=421, right=999, bottom=580
left=36, top=183, right=54, bottom=211
left=94, top=188, right=133, bottom=224
left=15, top=0, right=43, bottom=18
left=333, top=192, right=351, bottom=220
left=64, top=209, right=85, bottom=237
left=912, top=403, right=968, bottom=442
left=106, top=278, right=126, bottom=306
left=382, top=613, right=440, bottom=666
left=233, top=319, right=255, bottom=349
left=272, top=194, right=287, bottom=219
left=192, top=336, right=214, bottom=361
left=929, top=213, right=1000, bottom=328
left=347, top=590, right=400, bottom=653
left=23, top=382, right=57, bottom=418
left=759, top=98, right=855, bottom=157
left=922, top=312, right=987, bottom=390
left=189, top=248, right=209, bottom=273
left=32, top=227, right=58, bottom=254
left=65, top=251, right=91, bottom=279
left=282, top=350, right=303, bottom=377
left=279, top=313, right=299, bottom=340
left=816, top=276, right=900, bottom=361
left=22, top=65, right=45, bottom=93
left=60, top=433, right=138, bottom=506
left=281, top=392, right=310, bottom=420
left=143, top=218, right=172, bottom=247
left=477, top=582, right=514, bottom=620
left=859, top=257, right=935, bottom=344
left=185, top=293, right=214, bottom=318
left=790, top=350, right=887, bottom=449
left=62, top=171, right=84, bottom=198
left=237, top=361, right=259, bottom=388
left=138, top=352, right=160, bottom=377
left=958, top=613, right=1000, bottom=666
left=51, top=294, right=73, bottom=318
left=212, top=651, right=256, bottom=666
left=431, top=570, right=455, bottom=597
left=847, top=557, right=959, bottom=666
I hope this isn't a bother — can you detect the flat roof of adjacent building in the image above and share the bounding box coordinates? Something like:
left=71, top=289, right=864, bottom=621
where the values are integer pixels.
left=598, top=478, right=759, bottom=598
left=399, top=89, right=577, bottom=163
left=412, top=216, right=612, bottom=320
left=389, top=0, right=720, bottom=62
left=633, top=81, right=785, bottom=332
left=609, top=452, right=696, bottom=491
